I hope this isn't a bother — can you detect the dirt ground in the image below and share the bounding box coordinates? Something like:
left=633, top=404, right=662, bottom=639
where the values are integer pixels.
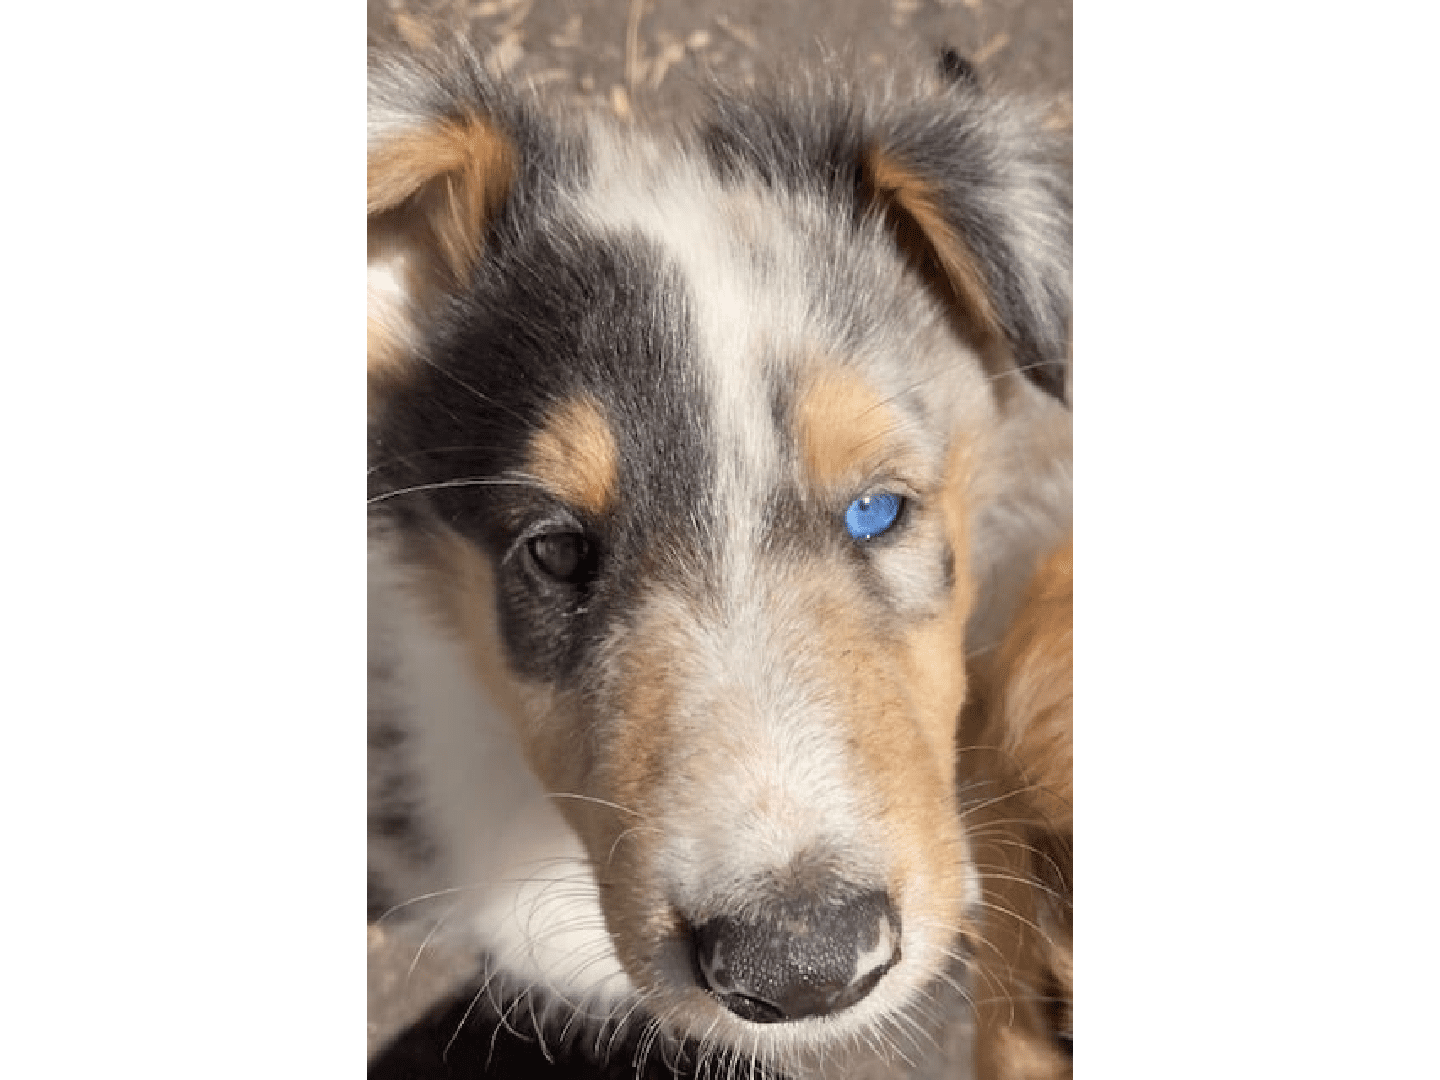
left=367, top=0, right=1070, bottom=120
left=367, top=1, right=1070, bottom=1075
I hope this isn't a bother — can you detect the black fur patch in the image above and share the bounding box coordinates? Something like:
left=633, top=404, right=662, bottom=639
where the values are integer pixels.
left=371, top=225, right=720, bottom=687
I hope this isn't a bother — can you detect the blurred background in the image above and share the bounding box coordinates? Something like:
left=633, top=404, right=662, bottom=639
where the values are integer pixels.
left=368, top=0, right=1070, bottom=123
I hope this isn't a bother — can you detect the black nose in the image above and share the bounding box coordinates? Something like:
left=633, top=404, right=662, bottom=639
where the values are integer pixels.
left=692, top=889, right=901, bottom=1023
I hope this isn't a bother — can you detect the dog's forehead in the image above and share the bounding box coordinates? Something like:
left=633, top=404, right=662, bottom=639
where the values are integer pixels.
left=552, top=135, right=958, bottom=492
left=376, top=128, right=976, bottom=564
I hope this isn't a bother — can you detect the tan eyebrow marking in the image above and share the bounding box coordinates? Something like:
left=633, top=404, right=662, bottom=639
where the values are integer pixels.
left=526, top=395, right=620, bottom=516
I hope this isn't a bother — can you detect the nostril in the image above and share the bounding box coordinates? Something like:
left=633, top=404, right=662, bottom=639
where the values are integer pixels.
left=693, top=920, right=789, bottom=1022
left=692, top=889, right=901, bottom=1023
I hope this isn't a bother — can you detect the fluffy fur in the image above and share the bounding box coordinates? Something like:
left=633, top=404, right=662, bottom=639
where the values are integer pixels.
left=367, top=39, right=1071, bottom=1080
left=964, top=539, right=1073, bottom=1080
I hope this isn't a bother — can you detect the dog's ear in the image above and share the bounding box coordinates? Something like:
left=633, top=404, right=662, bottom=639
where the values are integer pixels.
left=704, top=71, right=1071, bottom=403
left=858, top=84, right=1070, bottom=404
left=367, top=47, right=519, bottom=384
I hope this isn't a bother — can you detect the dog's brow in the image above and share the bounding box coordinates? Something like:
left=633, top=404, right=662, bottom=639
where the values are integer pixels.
left=526, top=395, right=620, bottom=517
left=794, top=366, right=918, bottom=492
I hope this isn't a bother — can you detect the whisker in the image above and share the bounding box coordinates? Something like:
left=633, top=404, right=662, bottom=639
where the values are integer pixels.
left=959, top=781, right=1072, bottom=822
left=368, top=443, right=519, bottom=475
left=968, top=865, right=1070, bottom=907
left=403, top=901, right=460, bottom=991
left=367, top=475, right=549, bottom=506
left=964, top=894, right=1057, bottom=951
left=415, top=352, right=531, bottom=426
left=443, top=980, right=495, bottom=1065
left=374, top=884, right=479, bottom=923
left=545, top=791, right=643, bottom=818
left=605, top=823, right=661, bottom=867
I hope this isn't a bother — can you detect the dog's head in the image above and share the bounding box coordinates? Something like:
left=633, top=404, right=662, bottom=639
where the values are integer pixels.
left=368, top=45, right=1069, bottom=1069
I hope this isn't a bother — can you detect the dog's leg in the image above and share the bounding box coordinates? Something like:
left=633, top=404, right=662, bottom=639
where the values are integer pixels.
left=963, top=538, right=1072, bottom=1080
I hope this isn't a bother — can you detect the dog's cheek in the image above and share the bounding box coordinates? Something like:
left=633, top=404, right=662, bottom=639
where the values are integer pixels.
left=905, top=436, right=979, bottom=776
left=536, top=604, right=683, bottom=977
left=883, top=439, right=980, bottom=917
left=769, top=553, right=972, bottom=956
left=424, top=525, right=679, bottom=983
left=414, top=526, right=598, bottom=794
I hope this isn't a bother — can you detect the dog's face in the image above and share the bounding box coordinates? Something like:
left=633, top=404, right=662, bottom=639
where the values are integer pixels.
left=369, top=48, right=1069, bottom=1069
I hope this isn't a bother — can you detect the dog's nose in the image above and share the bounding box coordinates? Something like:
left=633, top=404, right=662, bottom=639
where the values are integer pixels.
left=692, top=889, right=900, bottom=1022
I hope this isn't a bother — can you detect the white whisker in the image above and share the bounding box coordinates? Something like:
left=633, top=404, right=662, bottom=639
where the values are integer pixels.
left=366, top=474, right=549, bottom=506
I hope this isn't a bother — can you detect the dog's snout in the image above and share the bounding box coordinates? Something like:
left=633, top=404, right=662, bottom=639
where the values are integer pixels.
left=692, top=889, right=901, bottom=1023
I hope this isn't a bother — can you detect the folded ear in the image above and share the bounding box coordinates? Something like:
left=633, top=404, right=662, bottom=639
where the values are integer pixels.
left=859, top=127, right=1070, bottom=403
left=367, top=47, right=519, bottom=383
left=704, top=69, right=1071, bottom=403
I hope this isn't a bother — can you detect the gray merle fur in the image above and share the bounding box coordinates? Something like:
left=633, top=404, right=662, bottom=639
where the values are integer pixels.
left=700, top=71, right=1070, bottom=401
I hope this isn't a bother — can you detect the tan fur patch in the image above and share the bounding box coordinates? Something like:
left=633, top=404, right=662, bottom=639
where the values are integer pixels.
left=963, top=536, right=1073, bottom=1080
left=795, top=367, right=919, bottom=492
left=864, top=146, right=1002, bottom=346
left=859, top=439, right=977, bottom=900
left=368, top=115, right=516, bottom=285
left=366, top=314, right=404, bottom=380
left=966, top=791, right=1073, bottom=1080
left=822, top=438, right=978, bottom=830
left=526, top=396, right=620, bottom=517
left=977, top=1022, right=1072, bottom=1080
left=983, top=536, right=1073, bottom=831
left=900, top=439, right=980, bottom=768
left=366, top=115, right=516, bottom=388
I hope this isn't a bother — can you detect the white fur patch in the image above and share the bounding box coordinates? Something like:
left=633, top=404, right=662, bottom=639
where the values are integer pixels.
left=367, top=252, right=414, bottom=350
left=369, top=535, right=633, bottom=1012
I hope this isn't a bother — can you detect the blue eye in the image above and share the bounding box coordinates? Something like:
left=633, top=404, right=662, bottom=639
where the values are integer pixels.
left=844, top=493, right=904, bottom=541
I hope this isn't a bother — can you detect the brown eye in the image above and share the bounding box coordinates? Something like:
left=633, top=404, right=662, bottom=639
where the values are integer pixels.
left=527, top=532, right=595, bottom=585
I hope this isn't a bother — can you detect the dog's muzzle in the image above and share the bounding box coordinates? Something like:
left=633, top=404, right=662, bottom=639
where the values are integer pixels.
left=692, top=888, right=901, bottom=1023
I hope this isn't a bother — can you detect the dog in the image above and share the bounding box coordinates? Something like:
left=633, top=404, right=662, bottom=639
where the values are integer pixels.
left=367, top=39, right=1071, bottom=1079
left=963, top=537, right=1073, bottom=1080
